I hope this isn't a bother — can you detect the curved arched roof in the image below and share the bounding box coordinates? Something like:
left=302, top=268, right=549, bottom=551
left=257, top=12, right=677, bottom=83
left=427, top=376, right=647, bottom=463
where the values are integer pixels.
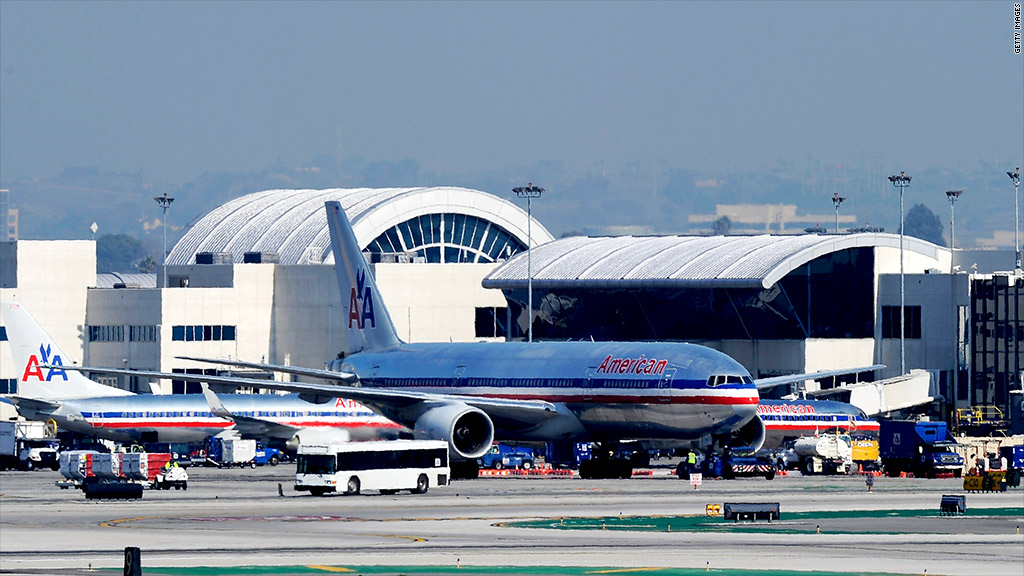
left=167, top=187, right=554, bottom=266
left=483, top=233, right=944, bottom=290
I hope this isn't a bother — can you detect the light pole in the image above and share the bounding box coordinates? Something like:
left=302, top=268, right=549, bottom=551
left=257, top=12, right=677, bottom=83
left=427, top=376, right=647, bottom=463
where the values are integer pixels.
left=945, top=190, right=962, bottom=251
left=831, top=192, right=846, bottom=234
left=512, top=183, right=544, bottom=343
left=889, top=171, right=911, bottom=375
left=154, top=192, right=175, bottom=288
left=1008, top=167, right=1021, bottom=269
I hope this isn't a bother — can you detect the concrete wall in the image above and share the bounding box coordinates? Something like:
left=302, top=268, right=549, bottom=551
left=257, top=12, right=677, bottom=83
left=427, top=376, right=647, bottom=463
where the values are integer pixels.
left=0, top=241, right=96, bottom=386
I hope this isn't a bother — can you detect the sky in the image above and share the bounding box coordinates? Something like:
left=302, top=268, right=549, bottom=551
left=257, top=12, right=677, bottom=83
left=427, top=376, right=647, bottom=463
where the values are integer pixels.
left=0, top=1, right=1021, bottom=184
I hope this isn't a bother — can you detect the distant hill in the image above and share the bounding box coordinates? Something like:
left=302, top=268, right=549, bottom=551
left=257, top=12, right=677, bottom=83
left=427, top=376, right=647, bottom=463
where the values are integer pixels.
left=3, top=157, right=1015, bottom=255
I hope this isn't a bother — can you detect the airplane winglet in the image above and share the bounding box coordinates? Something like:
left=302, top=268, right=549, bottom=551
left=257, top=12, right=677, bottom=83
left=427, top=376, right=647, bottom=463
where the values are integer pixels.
left=200, top=383, right=234, bottom=421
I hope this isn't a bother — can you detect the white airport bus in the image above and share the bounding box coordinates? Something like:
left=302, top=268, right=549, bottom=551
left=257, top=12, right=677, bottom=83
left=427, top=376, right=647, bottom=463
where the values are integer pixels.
left=295, top=440, right=449, bottom=496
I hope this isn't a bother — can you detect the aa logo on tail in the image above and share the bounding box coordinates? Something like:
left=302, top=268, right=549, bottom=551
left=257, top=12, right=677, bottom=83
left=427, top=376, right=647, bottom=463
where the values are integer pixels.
left=22, top=344, right=68, bottom=382
left=348, top=268, right=376, bottom=329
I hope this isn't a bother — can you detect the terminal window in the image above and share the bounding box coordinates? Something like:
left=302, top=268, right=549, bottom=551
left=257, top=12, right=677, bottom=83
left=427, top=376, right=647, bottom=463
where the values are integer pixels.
left=475, top=307, right=508, bottom=338
left=881, top=305, right=921, bottom=339
left=171, top=325, right=237, bottom=342
left=129, top=325, right=158, bottom=342
left=88, top=325, right=125, bottom=342
left=0, top=378, right=16, bottom=394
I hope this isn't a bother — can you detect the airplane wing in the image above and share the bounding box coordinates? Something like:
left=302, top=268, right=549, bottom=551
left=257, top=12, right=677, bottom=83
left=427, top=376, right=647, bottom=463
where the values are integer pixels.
left=177, top=355, right=358, bottom=384
left=753, top=364, right=885, bottom=391
left=52, top=365, right=562, bottom=430
left=7, top=396, right=61, bottom=413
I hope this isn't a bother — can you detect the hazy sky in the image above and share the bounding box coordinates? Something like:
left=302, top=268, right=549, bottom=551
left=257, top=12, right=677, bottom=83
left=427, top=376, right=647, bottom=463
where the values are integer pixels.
left=1, top=1, right=1021, bottom=184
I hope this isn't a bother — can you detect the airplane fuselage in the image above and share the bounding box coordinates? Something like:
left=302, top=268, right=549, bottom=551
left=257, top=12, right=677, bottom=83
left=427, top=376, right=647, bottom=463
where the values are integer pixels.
left=336, top=340, right=759, bottom=443
left=18, top=394, right=401, bottom=444
left=758, top=398, right=879, bottom=449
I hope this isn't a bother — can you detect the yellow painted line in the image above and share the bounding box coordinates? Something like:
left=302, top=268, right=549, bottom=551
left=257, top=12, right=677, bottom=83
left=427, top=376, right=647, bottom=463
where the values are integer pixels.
left=304, top=566, right=354, bottom=573
left=589, top=565, right=667, bottom=569
left=359, top=533, right=426, bottom=542
left=100, top=516, right=155, bottom=528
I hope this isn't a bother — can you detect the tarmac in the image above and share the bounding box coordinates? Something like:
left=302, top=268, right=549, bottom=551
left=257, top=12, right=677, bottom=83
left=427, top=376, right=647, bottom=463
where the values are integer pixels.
left=0, top=463, right=1021, bottom=576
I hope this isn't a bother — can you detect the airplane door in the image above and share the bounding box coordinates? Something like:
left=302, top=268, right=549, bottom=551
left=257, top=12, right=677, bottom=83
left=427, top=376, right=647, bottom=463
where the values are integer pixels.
left=454, top=365, right=466, bottom=387
left=584, top=368, right=596, bottom=401
left=658, top=368, right=675, bottom=403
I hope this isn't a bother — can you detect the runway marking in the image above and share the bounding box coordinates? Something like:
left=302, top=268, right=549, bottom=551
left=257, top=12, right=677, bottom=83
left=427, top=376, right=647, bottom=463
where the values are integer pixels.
left=304, top=566, right=354, bottom=572
left=100, top=516, right=158, bottom=528
left=589, top=565, right=667, bottom=569
left=358, top=533, right=427, bottom=542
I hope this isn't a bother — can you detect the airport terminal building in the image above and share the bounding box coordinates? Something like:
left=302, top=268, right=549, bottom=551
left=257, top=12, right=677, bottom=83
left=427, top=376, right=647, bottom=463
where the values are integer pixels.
left=1, top=187, right=553, bottom=396
left=1, top=186, right=1021, bottom=429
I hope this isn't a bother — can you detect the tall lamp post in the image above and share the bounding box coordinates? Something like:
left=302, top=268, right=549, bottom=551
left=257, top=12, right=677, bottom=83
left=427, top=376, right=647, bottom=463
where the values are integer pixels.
left=512, top=183, right=544, bottom=343
left=1009, top=167, right=1021, bottom=270
left=945, top=190, right=963, bottom=251
left=831, top=192, right=846, bottom=234
left=888, top=172, right=911, bottom=375
left=154, top=192, right=175, bottom=288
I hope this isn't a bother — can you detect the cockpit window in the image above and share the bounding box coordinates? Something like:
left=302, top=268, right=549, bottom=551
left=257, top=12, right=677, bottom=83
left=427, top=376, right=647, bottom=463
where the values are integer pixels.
left=706, top=374, right=750, bottom=387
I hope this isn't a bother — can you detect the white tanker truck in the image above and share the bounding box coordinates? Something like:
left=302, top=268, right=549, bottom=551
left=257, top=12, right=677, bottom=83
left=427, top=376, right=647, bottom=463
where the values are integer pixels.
left=794, top=434, right=851, bottom=475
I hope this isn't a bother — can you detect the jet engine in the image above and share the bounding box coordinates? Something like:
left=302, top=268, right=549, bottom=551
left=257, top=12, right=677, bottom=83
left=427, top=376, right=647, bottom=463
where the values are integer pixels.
left=413, top=403, right=494, bottom=460
left=732, top=413, right=767, bottom=452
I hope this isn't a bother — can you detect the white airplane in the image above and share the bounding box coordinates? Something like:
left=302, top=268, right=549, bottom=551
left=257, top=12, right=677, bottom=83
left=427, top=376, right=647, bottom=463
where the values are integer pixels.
left=48, top=202, right=882, bottom=478
left=0, top=302, right=403, bottom=448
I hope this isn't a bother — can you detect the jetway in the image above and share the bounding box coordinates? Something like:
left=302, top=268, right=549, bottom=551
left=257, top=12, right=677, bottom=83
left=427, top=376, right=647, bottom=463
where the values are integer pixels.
left=807, top=369, right=933, bottom=416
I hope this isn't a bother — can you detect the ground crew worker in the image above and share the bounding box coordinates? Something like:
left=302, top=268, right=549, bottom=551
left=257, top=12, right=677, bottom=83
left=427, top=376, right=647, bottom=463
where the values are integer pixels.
left=686, top=450, right=697, bottom=473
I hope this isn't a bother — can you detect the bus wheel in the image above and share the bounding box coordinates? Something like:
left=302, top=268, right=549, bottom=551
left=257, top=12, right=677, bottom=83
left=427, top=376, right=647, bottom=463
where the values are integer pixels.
left=414, top=474, right=429, bottom=494
left=346, top=476, right=360, bottom=495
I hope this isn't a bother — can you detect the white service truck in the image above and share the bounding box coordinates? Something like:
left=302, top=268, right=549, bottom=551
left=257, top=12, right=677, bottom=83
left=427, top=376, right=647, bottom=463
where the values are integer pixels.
left=0, top=421, right=59, bottom=471
left=794, top=434, right=851, bottom=475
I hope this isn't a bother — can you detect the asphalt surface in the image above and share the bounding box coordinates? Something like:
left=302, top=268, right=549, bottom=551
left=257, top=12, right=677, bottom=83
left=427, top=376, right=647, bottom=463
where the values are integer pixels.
left=1, top=463, right=1022, bottom=576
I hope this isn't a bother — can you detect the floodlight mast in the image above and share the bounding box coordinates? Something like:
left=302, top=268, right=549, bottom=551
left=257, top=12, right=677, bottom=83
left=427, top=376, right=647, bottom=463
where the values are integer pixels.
left=154, top=192, right=175, bottom=288
left=945, top=190, right=963, bottom=251
left=1009, top=168, right=1021, bottom=270
left=512, top=183, right=544, bottom=343
left=831, top=192, right=846, bottom=234
left=888, top=172, right=911, bottom=375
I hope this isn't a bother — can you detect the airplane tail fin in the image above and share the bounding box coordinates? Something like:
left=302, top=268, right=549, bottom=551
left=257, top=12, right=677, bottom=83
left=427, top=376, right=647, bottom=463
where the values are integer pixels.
left=1, top=302, right=133, bottom=399
left=325, top=201, right=402, bottom=353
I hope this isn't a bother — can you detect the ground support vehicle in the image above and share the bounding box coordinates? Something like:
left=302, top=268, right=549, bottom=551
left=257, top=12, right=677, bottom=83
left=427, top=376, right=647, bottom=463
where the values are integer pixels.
left=56, top=451, right=186, bottom=493
left=963, top=470, right=1007, bottom=492
left=152, top=465, right=189, bottom=490
left=479, top=443, right=535, bottom=470
left=253, top=442, right=285, bottom=466
left=544, top=442, right=591, bottom=469
left=879, top=420, right=964, bottom=478
left=0, top=421, right=59, bottom=471
left=794, top=434, right=850, bottom=475
left=721, top=447, right=776, bottom=480
left=295, top=440, right=449, bottom=496
left=999, top=445, right=1023, bottom=487
left=207, top=438, right=258, bottom=468
left=849, top=437, right=881, bottom=473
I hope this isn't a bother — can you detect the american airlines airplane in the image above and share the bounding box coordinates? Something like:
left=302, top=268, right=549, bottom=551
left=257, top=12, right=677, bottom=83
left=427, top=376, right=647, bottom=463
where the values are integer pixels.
left=46, top=202, right=882, bottom=479
left=758, top=398, right=880, bottom=449
left=0, top=302, right=403, bottom=447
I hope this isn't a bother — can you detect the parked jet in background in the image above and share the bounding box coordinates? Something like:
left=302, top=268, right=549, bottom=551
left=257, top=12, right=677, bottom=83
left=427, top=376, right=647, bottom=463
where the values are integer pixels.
left=0, top=302, right=403, bottom=447
left=758, top=398, right=880, bottom=449
left=60, top=202, right=884, bottom=478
